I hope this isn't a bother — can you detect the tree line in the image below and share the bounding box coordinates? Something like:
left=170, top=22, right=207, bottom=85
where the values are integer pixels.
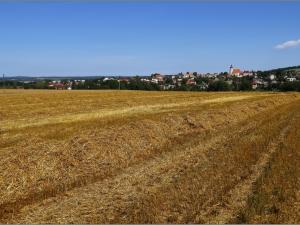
left=1, top=73, right=300, bottom=92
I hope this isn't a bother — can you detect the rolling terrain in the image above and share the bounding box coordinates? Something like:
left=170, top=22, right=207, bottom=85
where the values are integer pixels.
left=0, top=90, right=299, bottom=223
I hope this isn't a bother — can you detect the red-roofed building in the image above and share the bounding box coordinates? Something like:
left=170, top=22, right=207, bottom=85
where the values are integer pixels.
left=151, top=73, right=164, bottom=83
left=232, top=68, right=241, bottom=76
left=229, top=65, right=241, bottom=77
left=186, top=79, right=197, bottom=86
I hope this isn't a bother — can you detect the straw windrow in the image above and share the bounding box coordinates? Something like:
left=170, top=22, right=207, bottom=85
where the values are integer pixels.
left=0, top=90, right=299, bottom=223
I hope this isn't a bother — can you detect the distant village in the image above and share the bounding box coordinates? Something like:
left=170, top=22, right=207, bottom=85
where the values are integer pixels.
left=2, top=65, right=300, bottom=91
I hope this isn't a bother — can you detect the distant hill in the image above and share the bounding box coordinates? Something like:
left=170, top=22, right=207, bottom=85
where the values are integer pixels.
left=3, top=65, right=300, bottom=82
left=4, top=75, right=132, bottom=81
left=267, top=65, right=300, bottom=73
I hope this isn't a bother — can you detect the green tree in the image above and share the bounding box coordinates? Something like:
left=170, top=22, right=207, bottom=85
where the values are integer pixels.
left=239, top=78, right=252, bottom=91
left=208, top=80, right=230, bottom=91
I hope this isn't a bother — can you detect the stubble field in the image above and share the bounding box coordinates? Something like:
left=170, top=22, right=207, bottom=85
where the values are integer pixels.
left=0, top=90, right=299, bottom=223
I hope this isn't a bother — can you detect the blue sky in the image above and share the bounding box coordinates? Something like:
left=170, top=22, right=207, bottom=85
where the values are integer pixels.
left=0, top=2, right=300, bottom=76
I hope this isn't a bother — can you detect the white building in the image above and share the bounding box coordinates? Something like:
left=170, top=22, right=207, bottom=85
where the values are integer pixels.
left=269, top=74, right=275, bottom=80
left=286, top=77, right=296, bottom=82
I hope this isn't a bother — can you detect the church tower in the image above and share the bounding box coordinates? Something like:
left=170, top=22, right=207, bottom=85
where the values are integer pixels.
left=229, top=65, right=234, bottom=76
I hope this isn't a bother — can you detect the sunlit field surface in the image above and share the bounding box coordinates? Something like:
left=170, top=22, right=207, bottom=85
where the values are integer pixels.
left=0, top=90, right=299, bottom=223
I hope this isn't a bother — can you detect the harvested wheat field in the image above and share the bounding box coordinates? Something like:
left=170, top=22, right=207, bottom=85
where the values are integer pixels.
left=0, top=90, right=300, bottom=224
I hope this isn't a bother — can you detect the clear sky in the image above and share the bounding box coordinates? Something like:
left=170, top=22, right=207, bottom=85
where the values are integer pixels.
left=0, top=2, right=300, bottom=76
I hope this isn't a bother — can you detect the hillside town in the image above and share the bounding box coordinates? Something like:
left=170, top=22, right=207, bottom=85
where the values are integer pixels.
left=2, top=65, right=300, bottom=91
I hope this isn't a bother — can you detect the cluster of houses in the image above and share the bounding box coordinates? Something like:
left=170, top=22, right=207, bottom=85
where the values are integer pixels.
left=150, top=65, right=299, bottom=90
left=44, top=65, right=300, bottom=90
left=48, top=80, right=78, bottom=90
